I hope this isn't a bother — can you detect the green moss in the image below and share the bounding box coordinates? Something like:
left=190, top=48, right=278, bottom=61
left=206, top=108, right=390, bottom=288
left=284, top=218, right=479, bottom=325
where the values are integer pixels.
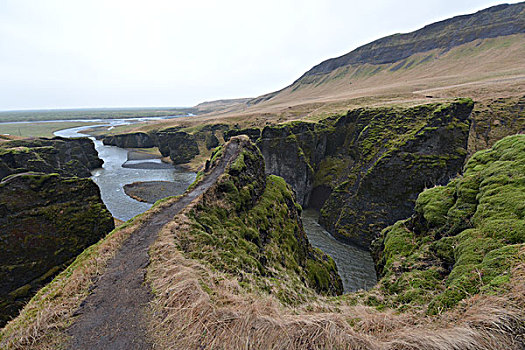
left=415, top=183, right=456, bottom=227
left=306, top=257, right=331, bottom=292
left=313, top=156, right=348, bottom=187
left=376, top=134, right=525, bottom=314
left=180, top=165, right=342, bottom=304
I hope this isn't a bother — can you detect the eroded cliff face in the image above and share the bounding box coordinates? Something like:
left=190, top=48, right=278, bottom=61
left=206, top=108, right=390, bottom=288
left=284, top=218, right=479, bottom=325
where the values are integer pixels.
left=258, top=100, right=473, bottom=248
left=182, top=137, right=343, bottom=298
left=0, top=137, right=102, bottom=180
left=102, top=132, right=155, bottom=148
left=0, top=173, right=114, bottom=327
left=468, top=96, right=525, bottom=158
left=102, top=128, right=210, bottom=164
left=371, top=134, right=525, bottom=314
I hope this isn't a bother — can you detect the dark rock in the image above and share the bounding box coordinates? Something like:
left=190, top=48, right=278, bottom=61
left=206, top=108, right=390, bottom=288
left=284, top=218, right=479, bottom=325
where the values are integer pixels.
left=0, top=137, right=102, bottom=181
left=205, top=133, right=219, bottom=150
left=102, top=132, right=155, bottom=148
left=258, top=100, right=474, bottom=248
left=0, top=173, right=114, bottom=327
left=224, top=128, right=261, bottom=143
left=156, top=131, right=199, bottom=164
left=189, top=136, right=343, bottom=296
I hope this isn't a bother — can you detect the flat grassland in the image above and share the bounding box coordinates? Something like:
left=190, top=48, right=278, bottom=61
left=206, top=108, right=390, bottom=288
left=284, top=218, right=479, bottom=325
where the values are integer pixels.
left=0, top=121, right=100, bottom=138
left=0, top=107, right=189, bottom=123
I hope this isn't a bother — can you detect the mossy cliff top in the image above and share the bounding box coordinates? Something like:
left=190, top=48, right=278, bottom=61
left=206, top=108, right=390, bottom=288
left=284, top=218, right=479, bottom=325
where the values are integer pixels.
left=2, top=139, right=523, bottom=349
left=258, top=99, right=474, bottom=248
left=0, top=137, right=102, bottom=180
left=175, top=137, right=343, bottom=300
left=0, top=172, right=114, bottom=327
left=372, top=134, right=525, bottom=314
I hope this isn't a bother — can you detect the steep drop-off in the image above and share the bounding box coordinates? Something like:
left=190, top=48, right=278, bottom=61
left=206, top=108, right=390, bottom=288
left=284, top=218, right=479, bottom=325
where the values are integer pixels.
left=468, top=95, right=525, bottom=157
left=177, top=138, right=343, bottom=298
left=0, top=137, right=113, bottom=327
left=102, top=125, right=229, bottom=166
left=371, top=134, right=524, bottom=317
left=0, top=136, right=341, bottom=348
left=258, top=99, right=473, bottom=248
left=0, top=173, right=114, bottom=327
left=0, top=137, right=102, bottom=180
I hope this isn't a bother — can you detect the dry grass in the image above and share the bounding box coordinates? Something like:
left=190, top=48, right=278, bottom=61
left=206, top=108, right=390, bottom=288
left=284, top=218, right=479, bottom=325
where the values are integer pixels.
left=147, top=199, right=525, bottom=349
left=101, top=34, right=524, bottom=137
left=0, top=201, right=177, bottom=350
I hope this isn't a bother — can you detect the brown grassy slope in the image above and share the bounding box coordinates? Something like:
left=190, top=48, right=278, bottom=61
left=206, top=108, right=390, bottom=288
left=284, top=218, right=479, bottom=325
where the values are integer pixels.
left=149, top=222, right=524, bottom=349
left=145, top=139, right=525, bottom=350
left=107, top=34, right=524, bottom=137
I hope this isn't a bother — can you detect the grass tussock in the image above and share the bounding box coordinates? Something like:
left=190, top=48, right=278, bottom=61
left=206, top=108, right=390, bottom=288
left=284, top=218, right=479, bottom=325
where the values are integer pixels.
left=145, top=135, right=525, bottom=349
left=147, top=206, right=525, bottom=349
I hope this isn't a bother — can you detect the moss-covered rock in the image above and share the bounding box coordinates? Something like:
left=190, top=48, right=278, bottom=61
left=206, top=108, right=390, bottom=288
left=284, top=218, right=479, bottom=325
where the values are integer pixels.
left=178, top=137, right=343, bottom=300
left=373, top=134, right=525, bottom=313
left=0, top=137, right=102, bottom=181
left=204, top=133, right=219, bottom=150
left=156, top=131, right=200, bottom=164
left=0, top=172, right=114, bottom=326
left=258, top=100, right=473, bottom=248
left=468, top=96, right=525, bottom=158
left=224, top=127, right=261, bottom=143
left=102, top=132, right=155, bottom=148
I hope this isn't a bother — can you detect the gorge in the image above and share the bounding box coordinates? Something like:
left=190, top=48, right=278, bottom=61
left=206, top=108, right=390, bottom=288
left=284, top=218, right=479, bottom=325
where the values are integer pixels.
left=0, top=2, right=524, bottom=349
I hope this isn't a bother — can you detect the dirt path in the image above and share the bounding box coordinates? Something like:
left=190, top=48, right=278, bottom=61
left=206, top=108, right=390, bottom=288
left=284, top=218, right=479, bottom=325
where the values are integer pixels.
left=67, top=141, right=240, bottom=350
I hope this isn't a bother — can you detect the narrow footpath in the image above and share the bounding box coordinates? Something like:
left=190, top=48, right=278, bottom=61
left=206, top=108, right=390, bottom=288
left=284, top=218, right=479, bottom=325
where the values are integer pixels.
left=67, top=141, right=241, bottom=349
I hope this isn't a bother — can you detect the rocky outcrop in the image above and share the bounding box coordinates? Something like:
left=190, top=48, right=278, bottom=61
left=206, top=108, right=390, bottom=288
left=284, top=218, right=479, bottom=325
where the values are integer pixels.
left=258, top=100, right=473, bottom=248
left=257, top=122, right=326, bottom=206
left=371, top=134, right=525, bottom=314
left=185, top=137, right=343, bottom=297
left=467, top=95, right=525, bottom=158
left=157, top=131, right=199, bottom=164
left=0, top=137, right=102, bottom=180
left=204, top=133, right=219, bottom=149
left=224, top=127, right=261, bottom=143
left=0, top=172, right=114, bottom=327
left=295, top=3, right=525, bottom=78
left=102, top=132, right=155, bottom=148
left=101, top=126, right=229, bottom=164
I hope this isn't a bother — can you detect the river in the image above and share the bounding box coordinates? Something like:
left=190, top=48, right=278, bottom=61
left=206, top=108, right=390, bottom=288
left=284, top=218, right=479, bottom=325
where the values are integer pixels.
left=54, top=121, right=196, bottom=221
left=56, top=122, right=376, bottom=292
left=302, top=209, right=377, bottom=292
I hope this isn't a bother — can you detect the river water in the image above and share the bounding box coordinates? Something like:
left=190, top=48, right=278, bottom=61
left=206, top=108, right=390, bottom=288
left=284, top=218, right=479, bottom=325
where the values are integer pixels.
left=55, top=122, right=376, bottom=292
left=54, top=122, right=196, bottom=221
left=302, top=209, right=377, bottom=292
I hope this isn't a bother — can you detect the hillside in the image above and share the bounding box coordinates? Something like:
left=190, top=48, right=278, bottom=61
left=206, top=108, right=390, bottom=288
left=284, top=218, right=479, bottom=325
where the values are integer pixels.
left=106, top=2, right=524, bottom=156
left=0, top=3, right=524, bottom=349
left=2, top=135, right=523, bottom=349
left=298, top=3, right=525, bottom=76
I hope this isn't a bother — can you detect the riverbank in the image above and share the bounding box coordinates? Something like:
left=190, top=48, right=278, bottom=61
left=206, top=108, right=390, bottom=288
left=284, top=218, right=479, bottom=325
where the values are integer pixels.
left=124, top=181, right=189, bottom=203
left=54, top=123, right=196, bottom=221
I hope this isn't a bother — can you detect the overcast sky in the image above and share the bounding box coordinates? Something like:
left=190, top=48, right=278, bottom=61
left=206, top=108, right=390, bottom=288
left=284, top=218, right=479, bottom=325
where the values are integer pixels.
left=0, top=0, right=520, bottom=110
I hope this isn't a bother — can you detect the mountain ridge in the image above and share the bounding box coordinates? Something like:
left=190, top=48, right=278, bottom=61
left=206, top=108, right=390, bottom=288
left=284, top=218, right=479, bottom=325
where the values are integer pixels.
left=295, top=2, right=525, bottom=80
